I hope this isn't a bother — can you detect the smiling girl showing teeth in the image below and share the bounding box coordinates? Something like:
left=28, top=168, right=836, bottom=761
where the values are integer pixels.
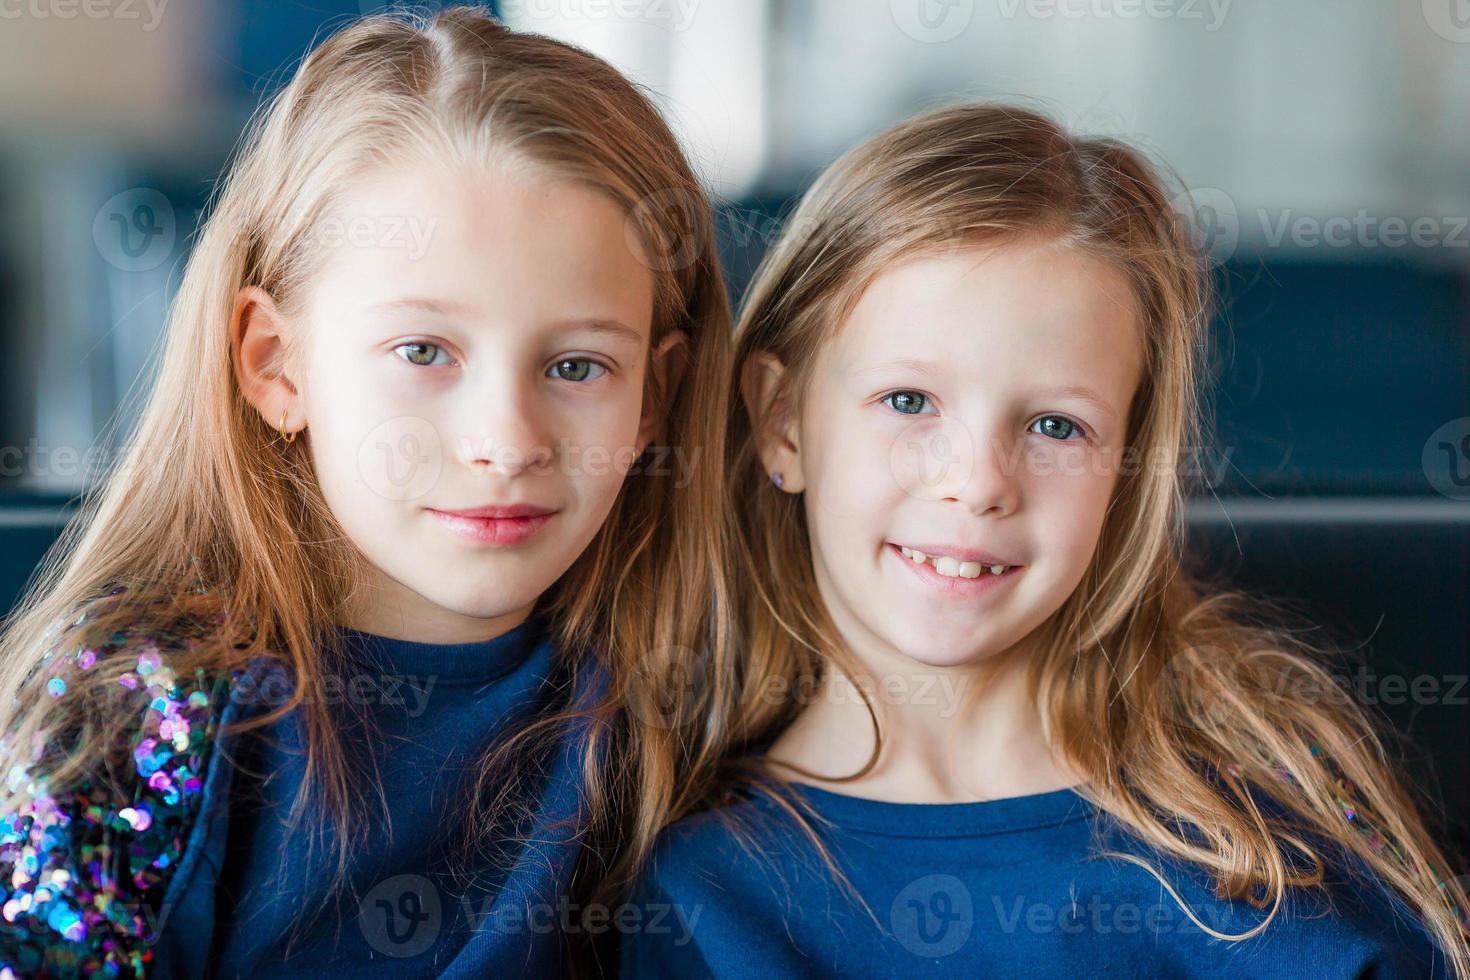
left=620, top=104, right=1469, bottom=978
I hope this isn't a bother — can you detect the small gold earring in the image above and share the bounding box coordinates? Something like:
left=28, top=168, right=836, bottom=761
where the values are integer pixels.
left=279, top=409, right=296, bottom=444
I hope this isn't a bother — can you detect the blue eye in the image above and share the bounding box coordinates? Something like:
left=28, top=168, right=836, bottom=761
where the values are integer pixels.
left=548, top=358, right=608, bottom=382
left=883, top=390, right=932, bottom=415
left=394, top=342, right=451, bottom=367
left=1031, top=415, right=1085, bottom=441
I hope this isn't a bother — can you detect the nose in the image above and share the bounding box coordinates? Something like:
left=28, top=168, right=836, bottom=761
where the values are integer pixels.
left=454, top=369, right=555, bottom=478
left=946, top=428, right=1021, bottom=516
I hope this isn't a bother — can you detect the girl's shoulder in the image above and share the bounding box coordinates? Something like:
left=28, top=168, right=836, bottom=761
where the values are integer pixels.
left=0, top=597, right=245, bottom=978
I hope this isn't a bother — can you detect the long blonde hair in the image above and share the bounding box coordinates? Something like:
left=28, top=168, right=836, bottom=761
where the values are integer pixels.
left=713, top=102, right=1470, bottom=972
left=0, top=4, right=735, bottom=935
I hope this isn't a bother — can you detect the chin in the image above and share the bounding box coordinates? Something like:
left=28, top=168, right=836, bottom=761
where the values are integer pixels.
left=888, top=624, right=1014, bottom=670
left=421, top=580, right=541, bottom=623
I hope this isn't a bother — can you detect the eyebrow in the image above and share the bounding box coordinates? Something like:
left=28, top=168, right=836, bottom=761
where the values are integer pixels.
left=550, top=318, right=646, bottom=347
left=366, top=299, right=645, bottom=346
left=366, top=297, right=478, bottom=317
left=853, top=357, right=944, bottom=378
left=1036, top=383, right=1119, bottom=421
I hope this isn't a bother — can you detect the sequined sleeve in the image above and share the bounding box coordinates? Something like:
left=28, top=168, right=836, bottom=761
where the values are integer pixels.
left=0, top=637, right=231, bottom=979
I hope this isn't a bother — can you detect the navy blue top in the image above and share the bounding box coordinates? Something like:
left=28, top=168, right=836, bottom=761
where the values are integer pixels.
left=154, top=609, right=597, bottom=978
left=620, top=781, right=1448, bottom=979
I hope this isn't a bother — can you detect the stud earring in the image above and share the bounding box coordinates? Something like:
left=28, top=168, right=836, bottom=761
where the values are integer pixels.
left=771, top=471, right=784, bottom=489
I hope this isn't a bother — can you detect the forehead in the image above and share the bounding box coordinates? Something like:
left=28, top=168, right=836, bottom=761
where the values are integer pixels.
left=827, top=239, right=1143, bottom=395
left=303, top=158, right=655, bottom=332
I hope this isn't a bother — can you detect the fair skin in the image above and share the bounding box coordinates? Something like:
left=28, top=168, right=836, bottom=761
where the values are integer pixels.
left=233, top=157, right=686, bottom=644
left=749, top=236, right=1143, bottom=803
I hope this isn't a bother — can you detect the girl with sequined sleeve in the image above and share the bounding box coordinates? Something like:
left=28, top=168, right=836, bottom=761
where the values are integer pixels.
left=619, top=103, right=1470, bottom=978
left=0, top=8, right=734, bottom=978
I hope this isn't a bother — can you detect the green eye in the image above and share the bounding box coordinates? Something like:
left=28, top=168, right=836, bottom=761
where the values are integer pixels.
left=884, top=391, right=930, bottom=415
left=1032, top=416, right=1082, bottom=440
left=548, top=359, right=606, bottom=382
left=395, top=342, right=449, bottom=367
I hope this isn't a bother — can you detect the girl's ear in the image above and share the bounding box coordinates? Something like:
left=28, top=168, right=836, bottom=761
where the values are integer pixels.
left=741, top=351, right=805, bottom=493
left=636, top=328, right=691, bottom=454
left=231, top=286, right=304, bottom=439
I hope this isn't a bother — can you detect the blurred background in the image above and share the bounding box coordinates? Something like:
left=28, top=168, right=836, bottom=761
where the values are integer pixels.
left=1, top=0, right=1467, bottom=852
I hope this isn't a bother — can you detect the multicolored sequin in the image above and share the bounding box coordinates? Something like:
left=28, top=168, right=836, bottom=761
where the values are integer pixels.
left=0, top=614, right=231, bottom=979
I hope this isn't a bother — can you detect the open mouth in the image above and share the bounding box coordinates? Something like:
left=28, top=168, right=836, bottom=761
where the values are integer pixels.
left=896, top=544, right=1013, bottom=579
left=887, top=542, right=1022, bottom=595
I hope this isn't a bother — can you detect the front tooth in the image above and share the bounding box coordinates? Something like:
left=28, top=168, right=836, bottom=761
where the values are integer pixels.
left=958, top=561, right=982, bottom=579
left=988, top=564, right=1006, bottom=575
left=934, top=556, right=961, bottom=577
left=910, top=549, right=926, bottom=563
left=900, top=546, right=913, bottom=558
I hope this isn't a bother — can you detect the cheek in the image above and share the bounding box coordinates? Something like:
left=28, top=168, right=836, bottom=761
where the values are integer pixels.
left=803, top=411, right=905, bottom=545
left=1028, top=463, right=1117, bottom=569
left=553, top=382, right=648, bottom=488
left=301, top=354, right=434, bottom=519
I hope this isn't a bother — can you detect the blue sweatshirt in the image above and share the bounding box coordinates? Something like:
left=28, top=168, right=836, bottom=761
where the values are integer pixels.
left=1, top=603, right=598, bottom=978
left=620, top=782, right=1448, bottom=979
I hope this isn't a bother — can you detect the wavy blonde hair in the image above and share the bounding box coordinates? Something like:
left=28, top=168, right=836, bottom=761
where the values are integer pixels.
left=709, top=102, right=1470, bottom=973
left=0, top=4, right=734, bottom=951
